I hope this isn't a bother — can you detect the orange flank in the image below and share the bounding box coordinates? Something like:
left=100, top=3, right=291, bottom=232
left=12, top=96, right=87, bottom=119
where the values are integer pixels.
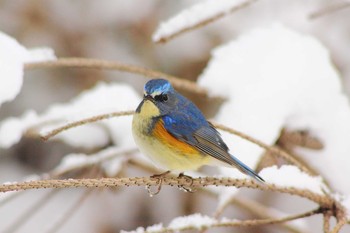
left=152, top=120, right=199, bottom=155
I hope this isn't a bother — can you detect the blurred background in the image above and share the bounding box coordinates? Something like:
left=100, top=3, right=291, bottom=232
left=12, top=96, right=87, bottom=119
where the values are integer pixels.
left=0, top=0, right=349, bottom=232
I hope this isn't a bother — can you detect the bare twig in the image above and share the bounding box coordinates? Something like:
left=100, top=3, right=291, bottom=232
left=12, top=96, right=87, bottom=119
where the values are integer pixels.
left=24, top=58, right=209, bottom=96
left=217, top=196, right=308, bottom=233
left=50, top=146, right=137, bottom=177
left=0, top=177, right=334, bottom=208
left=40, top=110, right=134, bottom=140
left=309, top=1, right=350, bottom=19
left=323, top=211, right=331, bottom=233
left=140, top=208, right=321, bottom=233
left=153, top=0, right=258, bottom=43
left=129, top=159, right=306, bottom=233
left=278, top=129, right=323, bottom=150
left=330, top=218, right=347, bottom=233
left=40, top=110, right=315, bottom=177
left=212, top=122, right=314, bottom=175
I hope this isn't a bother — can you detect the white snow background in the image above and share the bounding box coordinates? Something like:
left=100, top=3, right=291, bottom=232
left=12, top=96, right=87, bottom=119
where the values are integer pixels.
left=0, top=32, right=55, bottom=108
left=1, top=1, right=350, bottom=232
left=199, top=24, right=350, bottom=195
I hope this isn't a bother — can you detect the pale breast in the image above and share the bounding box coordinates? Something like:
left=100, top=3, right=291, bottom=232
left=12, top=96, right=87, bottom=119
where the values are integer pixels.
left=132, top=112, right=210, bottom=171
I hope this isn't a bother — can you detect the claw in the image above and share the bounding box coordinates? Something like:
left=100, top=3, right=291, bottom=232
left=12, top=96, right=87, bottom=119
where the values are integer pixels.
left=177, top=173, right=196, bottom=193
left=146, top=171, right=170, bottom=196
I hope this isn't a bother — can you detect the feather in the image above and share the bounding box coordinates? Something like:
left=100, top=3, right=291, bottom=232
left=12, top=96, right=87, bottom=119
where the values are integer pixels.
left=163, top=115, right=264, bottom=182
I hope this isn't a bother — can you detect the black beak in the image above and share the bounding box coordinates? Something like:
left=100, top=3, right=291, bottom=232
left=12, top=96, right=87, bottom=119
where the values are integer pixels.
left=144, top=94, right=153, bottom=101
left=135, top=95, right=154, bottom=113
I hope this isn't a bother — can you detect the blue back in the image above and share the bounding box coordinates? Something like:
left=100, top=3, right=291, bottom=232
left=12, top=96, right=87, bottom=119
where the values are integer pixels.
left=162, top=94, right=210, bottom=145
left=142, top=79, right=264, bottom=182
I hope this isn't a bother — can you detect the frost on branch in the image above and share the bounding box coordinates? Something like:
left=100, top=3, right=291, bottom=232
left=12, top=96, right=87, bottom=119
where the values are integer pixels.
left=199, top=24, right=350, bottom=194
left=122, top=213, right=223, bottom=233
left=0, top=82, right=141, bottom=149
left=260, top=165, right=328, bottom=195
left=0, top=31, right=55, bottom=108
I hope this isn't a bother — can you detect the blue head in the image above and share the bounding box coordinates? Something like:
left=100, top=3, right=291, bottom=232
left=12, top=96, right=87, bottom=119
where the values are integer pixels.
left=144, top=79, right=174, bottom=97
left=136, top=79, right=178, bottom=116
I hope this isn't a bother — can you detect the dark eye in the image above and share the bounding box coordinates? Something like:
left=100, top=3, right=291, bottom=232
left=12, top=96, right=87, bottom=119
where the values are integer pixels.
left=155, top=94, right=168, bottom=102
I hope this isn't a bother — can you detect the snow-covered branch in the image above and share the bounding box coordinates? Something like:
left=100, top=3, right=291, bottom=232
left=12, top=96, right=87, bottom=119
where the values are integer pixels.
left=122, top=210, right=320, bottom=233
left=153, top=0, right=258, bottom=43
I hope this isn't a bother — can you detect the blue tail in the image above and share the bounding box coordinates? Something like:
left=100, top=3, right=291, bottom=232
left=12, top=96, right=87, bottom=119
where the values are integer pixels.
left=230, top=154, right=265, bottom=183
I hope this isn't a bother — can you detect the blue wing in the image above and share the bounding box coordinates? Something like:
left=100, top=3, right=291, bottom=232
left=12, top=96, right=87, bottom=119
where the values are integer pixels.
left=162, top=101, right=264, bottom=182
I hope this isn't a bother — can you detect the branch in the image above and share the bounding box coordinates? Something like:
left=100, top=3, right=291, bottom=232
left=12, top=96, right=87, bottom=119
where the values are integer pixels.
left=132, top=208, right=321, bottom=233
left=0, top=177, right=334, bottom=207
left=39, top=110, right=315, bottom=177
left=323, top=211, right=331, bottom=233
left=331, top=218, right=347, bottom=233
left=49, top=146, right=137, bottom=177
left=24, top=57, right=209, bottom=96
left=216, top=196, right=309, bottom=233
left=129, top=159, right=308, bottom=233
left=40, top=110, right=134, bottom=140
left=278, top=129, right=323, bottom=150
left=212, top=122, right=314, bottom=175
left=153, top=0, right=258, bottom=43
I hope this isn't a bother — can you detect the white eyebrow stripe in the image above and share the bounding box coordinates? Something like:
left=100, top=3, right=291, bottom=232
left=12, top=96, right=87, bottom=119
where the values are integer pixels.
left=151, top=91, right=162, bottom=98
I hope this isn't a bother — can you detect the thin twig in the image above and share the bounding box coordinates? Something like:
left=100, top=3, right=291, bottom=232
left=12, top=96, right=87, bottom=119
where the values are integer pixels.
left=279, top=129, right=323, bottom=150
left=50, top=146, right=137, bottom=177
left=212, top=122, right=314, bottom=175
left=153, top=0, right=258, bottom=43
left=24, top=58, right=209, bottom=96
left=224, top=197, right=308, bottom=233
left=40, top=110, right=134, bottom=140
left=0, top=177, right=334, bottom=208
left=309, top=1, right=350, bottom=19
left=142, top=208, right=321, bottom=233
left=323, top=211, right=331, bottom=233
left=330, top=218, right=347, bottom=233
left=40, top=110, right=315, bottom=177
left=129, top=159, right=306, bottom=233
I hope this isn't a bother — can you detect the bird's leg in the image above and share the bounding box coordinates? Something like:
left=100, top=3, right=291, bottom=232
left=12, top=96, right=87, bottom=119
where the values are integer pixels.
left=146, top=170, right=171, bottom=196
left=177, top=173, right=196, bottom=193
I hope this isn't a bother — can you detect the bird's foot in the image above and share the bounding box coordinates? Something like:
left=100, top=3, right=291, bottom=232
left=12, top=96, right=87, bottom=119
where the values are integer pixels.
left=177, top=173, right=196, bottom=193
left=146, top=171, right=170, bottom=196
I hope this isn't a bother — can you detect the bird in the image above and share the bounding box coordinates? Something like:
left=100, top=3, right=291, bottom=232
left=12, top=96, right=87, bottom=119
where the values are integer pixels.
left=132, top=78, right=264, bottom=183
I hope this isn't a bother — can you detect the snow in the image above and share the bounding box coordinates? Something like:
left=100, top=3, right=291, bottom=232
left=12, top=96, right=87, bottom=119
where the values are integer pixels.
left=52, top=146, right=135, bottom=177
left=0, top=110, right=38, bottom=148
left=260, top=165, right=327, bottom=195
left=340, top=196, right=350, bottom=220
left=121, top=214, right=219, bottom=233
left=121, top=223, right=164, bottom=233
left=0, top=82, right=141, bottom=149
left=168, top=213, right=216, bottom=229
left=199, top=24, right=350, bottom=194
left=153, top=0, right=249, bottom=42
left=24, top=47, right=56, bottom=63
left=144, top=223, right=163, bottom=232
left=102, top=156, right=128, bottom=177
left=0, top=31, right=55, bottom=107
